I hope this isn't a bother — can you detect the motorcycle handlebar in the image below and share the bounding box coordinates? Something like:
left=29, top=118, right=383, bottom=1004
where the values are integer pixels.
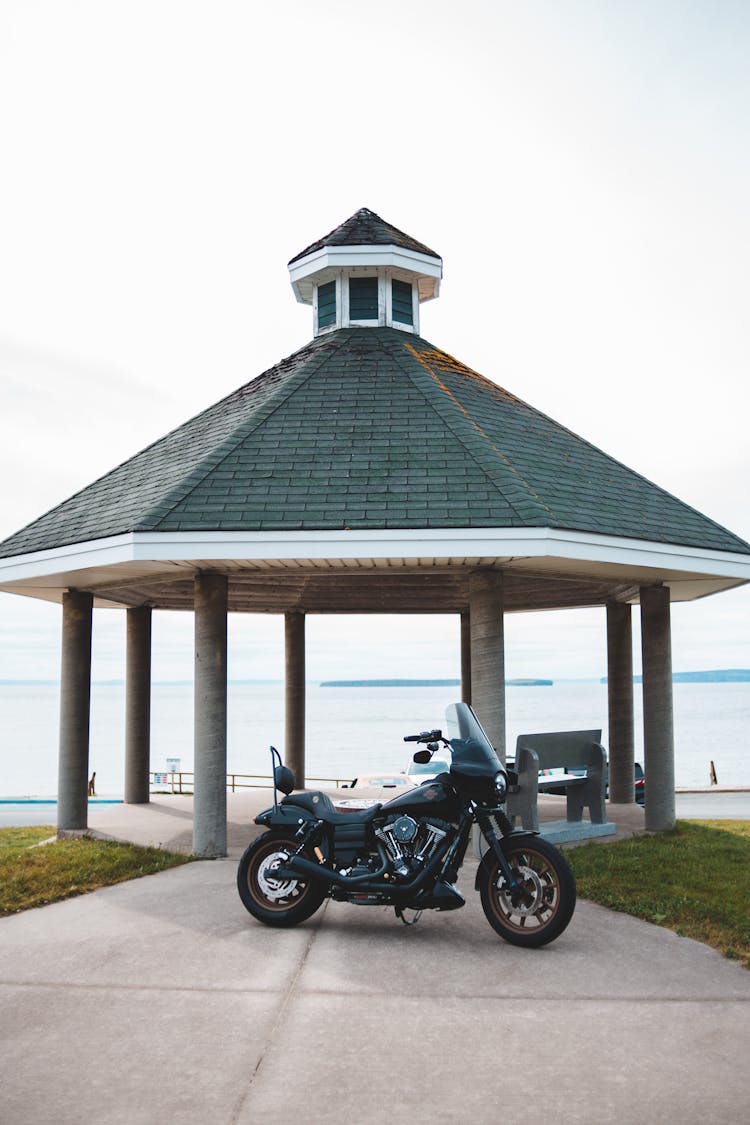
left=403, top=729, right=443, bottom=743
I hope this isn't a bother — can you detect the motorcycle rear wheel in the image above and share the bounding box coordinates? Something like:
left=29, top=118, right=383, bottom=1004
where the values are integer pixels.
left=478, top=834, right=576, bottom=947
left=237, top=833, right=327, bottom=927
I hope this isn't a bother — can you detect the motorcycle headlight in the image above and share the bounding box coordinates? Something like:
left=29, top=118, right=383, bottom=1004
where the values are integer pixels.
left=494, top=771, right=508, bottom=800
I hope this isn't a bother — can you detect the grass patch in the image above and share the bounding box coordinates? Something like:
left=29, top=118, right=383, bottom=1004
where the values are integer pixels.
left=567, top=820, right=750, bottom=968
left=0, top=826, right=193, bottom=915
left=0, top=825, right=56, bottom=850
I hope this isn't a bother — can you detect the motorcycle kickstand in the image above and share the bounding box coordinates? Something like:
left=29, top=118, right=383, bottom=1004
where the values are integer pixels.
left=395, top=906, right=422, bottom=926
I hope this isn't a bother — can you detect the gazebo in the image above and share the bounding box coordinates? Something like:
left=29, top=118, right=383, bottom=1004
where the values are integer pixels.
left=1, top=208, right=749, bottom=856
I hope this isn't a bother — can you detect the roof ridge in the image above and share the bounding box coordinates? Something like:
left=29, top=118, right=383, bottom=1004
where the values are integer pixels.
left=393, top=336, right=556, bottom=525
left=138, top=336, right=339, bottom=530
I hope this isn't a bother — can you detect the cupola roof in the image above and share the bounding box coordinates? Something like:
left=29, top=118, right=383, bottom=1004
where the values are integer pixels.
left=288, top=207, right=440, bottom=264
left=288, top=208, right=442, bottom=316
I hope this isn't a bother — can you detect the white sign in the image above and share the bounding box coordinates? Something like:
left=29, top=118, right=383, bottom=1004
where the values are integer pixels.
left=166, top=758, right=181, bottom=774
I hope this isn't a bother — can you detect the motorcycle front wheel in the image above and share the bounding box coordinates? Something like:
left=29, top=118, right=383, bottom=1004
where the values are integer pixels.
left=237, top=833, right=327, bottom=927
left=477, top=834, right=576, bottom=947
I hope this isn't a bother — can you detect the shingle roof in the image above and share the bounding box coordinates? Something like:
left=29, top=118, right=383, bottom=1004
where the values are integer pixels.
left=288, top=208, right=440, bottom=265
left=1, top=327, right=748, bottom=558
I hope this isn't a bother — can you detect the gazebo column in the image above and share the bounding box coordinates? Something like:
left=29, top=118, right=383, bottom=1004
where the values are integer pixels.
left=58, top=590, right=93, bottom=833
left=194, top=573, right=228, bottom=857
left=606, top=601, right=635, bottom=804
left=468, top=570, right=506, bottom=760
left=640, top=585, right=676, bottom=832
left=285, top=611, right=306, bottom=787
left=124, top=606, right=152, bottom=804
left=460, top=610, right=471, bottom=705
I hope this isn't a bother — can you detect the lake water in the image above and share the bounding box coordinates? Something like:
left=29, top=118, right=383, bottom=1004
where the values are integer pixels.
left=1, top=680, right=748, bottom=797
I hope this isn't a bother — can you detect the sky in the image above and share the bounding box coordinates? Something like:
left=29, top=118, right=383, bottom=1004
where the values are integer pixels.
left=0, top=0, right=748, bottom=684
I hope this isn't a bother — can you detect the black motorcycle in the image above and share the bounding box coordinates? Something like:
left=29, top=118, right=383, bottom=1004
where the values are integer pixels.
left=237, top=702, right=576, bottom=947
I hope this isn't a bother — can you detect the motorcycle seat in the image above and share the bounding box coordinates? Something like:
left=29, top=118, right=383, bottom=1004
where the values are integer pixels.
left=281, top=791, right=382, bottom=824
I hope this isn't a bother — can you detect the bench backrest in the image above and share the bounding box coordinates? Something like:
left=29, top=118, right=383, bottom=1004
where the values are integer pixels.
left=515, top=730, right=603, bottom=772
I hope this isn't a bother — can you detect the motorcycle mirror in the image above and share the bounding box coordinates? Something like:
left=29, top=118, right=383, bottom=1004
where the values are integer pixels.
left=412, top=749, right=432, bottom=764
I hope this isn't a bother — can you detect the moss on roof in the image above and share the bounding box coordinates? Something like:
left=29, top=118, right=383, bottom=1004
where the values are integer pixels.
left=1, top=327, right=748, bottom=558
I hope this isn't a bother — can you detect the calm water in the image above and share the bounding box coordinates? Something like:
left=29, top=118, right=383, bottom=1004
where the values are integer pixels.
left=1, top=680, right=748, bottom=797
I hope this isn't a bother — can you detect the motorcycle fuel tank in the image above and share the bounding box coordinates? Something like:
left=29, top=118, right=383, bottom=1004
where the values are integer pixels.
left=379, top=777, right=459, bottom=822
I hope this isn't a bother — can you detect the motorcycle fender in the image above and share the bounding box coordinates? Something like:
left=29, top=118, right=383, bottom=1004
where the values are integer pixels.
left=474, top=830, right=540, bottom=890
left=254, top=805, right=319, bottom=829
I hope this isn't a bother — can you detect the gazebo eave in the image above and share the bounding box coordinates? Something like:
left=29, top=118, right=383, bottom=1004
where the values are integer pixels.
left=0, top=526, right=748, bottom=610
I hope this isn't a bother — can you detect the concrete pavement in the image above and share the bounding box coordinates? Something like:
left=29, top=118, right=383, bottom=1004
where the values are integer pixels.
left=2, top=792, right=750, bottom=1124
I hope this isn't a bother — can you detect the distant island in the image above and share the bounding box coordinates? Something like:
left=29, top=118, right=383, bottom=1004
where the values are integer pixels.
left=320, top=678, right=553, bottom=687
left=599, top=669, right=750, bottom=684
left=507, top=678, right=553, bottom=686
left=320, top=679, right=461, bottom=688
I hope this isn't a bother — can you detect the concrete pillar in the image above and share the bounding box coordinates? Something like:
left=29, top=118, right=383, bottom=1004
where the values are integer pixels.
left=194, top=573, right=228, bottom=857
left=606, top=602, right=635, bottom=804
left=640, top=585, right=676, bottom=832
left=285, top=611, right=306, bottom=788
left=124, top=606, right=152, bottom=804
left=58, top=590, right=93, bottom=832
left=460, top=610, right=471, bottom=705
left=468, top=570, right=506, bottom=761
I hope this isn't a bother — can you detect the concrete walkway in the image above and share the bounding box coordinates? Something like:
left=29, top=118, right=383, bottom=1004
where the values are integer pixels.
left=79, top=787, right=653, bottom=855
left=1, top=796, right=749, bottom=1124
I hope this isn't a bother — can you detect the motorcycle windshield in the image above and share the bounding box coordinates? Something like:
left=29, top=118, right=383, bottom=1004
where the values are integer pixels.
left=444, top=702, right=502, bottom=775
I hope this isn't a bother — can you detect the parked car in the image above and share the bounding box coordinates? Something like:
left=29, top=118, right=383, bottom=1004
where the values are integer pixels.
left=404, top=756, right=452, bottom=784
left=344, top=773, right=417, bottom=789
left=633, top=762, right=645, bottom=805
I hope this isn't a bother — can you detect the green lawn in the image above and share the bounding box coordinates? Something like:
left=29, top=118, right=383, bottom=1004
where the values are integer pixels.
left=0, top=826, right=193, bottom=915
left=567, top=820, right=750, bottom=968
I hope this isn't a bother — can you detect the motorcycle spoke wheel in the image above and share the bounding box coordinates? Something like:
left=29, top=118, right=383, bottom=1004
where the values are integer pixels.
left=479, top=836, right=576, bottom=947
left=237, top=835, right=326, bottom=927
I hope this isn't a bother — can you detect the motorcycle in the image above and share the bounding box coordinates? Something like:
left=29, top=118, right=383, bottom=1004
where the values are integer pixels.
left=237, top=702, right=576, bottom=947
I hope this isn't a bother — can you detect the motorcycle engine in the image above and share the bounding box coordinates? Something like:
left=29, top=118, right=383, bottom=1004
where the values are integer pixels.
left=375, top=816, right=449, bottom=879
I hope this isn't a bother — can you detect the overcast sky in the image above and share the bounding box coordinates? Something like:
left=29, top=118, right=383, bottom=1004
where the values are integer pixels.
left=0, top=0, right=748, bottom=684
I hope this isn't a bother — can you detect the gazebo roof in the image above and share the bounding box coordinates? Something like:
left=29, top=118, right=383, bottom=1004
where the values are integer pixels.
left=1, top=326, right=749, bottom=613
left=2, top=206, right=749, bottom=613
left=1, top=327, right=747, bottom=561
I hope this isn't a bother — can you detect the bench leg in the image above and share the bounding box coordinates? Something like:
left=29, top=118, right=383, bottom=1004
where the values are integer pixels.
left=565, top=790, right=585, bottom=822
left=505, top=794, right=539, bottom=832
left=587, top=786, right=607, bottom=824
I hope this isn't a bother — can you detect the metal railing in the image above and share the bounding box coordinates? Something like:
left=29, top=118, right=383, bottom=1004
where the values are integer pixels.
left=149, top=771, right=352, bottom=794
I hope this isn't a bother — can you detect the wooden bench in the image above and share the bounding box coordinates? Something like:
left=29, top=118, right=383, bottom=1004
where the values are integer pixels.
left=505, top=729, right=607, bottom=833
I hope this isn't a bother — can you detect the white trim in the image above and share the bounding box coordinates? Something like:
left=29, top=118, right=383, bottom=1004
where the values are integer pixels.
left=377, top=273, right=387, bottom=327
left=1, top=526, right=749, bottom=586
left=291, top=244, right=441, bottom=305
left=340, top=269, right=349, bottom=326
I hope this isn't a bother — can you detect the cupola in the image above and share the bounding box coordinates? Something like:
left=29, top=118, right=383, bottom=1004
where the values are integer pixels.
left=288, top=207, right=442, bottom=337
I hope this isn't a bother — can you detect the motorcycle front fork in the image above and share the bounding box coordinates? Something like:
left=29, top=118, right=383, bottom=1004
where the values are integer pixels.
left=473, top=808, right=520, bottom=892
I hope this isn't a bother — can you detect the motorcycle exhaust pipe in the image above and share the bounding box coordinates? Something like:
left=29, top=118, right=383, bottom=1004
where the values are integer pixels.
left=276, top=853, right=390, bottom=889
left=278, top=838, right=451, bottom=896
